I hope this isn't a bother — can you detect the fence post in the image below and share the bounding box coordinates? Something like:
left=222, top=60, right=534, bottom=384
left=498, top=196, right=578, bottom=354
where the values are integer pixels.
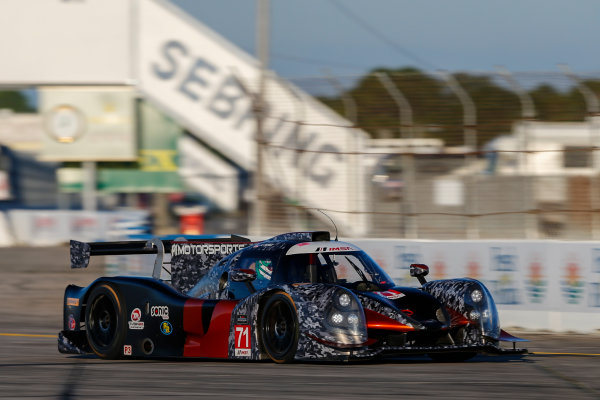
left=375, top=72, right=418, bottom=238
left=496, top=66, right=538, bottom=239
left=323, top=72, right=362, bottom=235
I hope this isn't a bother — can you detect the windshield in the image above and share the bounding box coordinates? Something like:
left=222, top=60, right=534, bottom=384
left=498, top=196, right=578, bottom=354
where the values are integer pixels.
left=274, top=251, right=395, bottom=291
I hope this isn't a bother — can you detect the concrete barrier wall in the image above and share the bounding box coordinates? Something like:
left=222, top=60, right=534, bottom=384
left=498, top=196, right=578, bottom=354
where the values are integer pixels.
left=351, top=238, right=600, bottom=333
left=3, top=217, right=597, bottom=333
left=103, top=235, right=600, bottom=332
left=4, top=209, right=150, bottom=246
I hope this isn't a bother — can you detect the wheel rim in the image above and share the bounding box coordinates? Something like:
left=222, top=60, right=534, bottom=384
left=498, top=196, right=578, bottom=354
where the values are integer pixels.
left=264, top=299, right=295, bottom=357
left=88, top=294, right=117, bottom=349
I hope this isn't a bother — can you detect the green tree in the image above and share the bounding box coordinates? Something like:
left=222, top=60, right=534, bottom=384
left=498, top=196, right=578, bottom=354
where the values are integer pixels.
left=318, top=68, right=599, bottom=148
left=528, top=84, right=585, bottom=121
left=0, top=90, right=33, bottom=112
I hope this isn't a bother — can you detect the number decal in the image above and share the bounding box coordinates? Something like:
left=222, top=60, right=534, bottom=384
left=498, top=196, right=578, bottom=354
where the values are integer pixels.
left=234, top=325, right=251, bottom=357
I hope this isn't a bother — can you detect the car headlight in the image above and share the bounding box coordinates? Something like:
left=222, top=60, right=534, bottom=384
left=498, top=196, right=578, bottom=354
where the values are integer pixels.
left=331, top=312, right=344, bottom=325
left=347, top=313, right=359, bottom=325
left=323, top=289, right=367, bottom=343
left=470, top=289, right=483, bottom=303
left=337, top=293, right=352, bottom=308
left=463, top=282, right=500, bottom=340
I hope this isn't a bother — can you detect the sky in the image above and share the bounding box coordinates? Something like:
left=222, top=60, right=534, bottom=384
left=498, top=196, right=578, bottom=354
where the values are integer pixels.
left=171, top=0, right=600, bottom=79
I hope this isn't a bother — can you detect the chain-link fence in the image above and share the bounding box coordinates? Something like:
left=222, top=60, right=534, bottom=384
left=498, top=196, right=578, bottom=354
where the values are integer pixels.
left=249, top=69, right=600, bottom=240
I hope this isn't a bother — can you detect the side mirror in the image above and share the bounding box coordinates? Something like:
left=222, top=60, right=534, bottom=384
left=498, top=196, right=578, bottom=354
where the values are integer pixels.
left=230, top=269, right=257, bottom=282
left=410, top=263, right=429, bottom=285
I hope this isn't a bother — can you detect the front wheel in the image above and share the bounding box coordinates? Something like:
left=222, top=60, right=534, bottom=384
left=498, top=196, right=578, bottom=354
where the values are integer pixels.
left=85, top=283, right=126, bottom=359
left=260, top=292, right=299, bottom=363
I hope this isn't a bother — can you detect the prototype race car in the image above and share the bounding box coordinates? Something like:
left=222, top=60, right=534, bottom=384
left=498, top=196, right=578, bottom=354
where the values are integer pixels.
left=59, top=231, right=527, bottom=362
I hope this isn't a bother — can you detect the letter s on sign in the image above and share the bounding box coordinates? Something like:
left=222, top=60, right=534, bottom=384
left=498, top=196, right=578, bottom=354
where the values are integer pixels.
left=153, top=40, right=188, bottom=80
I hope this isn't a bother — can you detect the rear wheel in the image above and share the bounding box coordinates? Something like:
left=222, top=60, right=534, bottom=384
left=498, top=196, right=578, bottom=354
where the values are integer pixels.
left=85, top=283, right=126, bottom=359
left=260, top=293, right=299, bottom=363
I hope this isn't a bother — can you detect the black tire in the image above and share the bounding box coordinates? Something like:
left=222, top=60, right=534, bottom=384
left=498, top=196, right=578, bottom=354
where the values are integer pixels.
left=428, top=352, right=477, bottom=362
left=260, top=292, right=299, bottom=363
left=85, top=283, right=126, bottom=359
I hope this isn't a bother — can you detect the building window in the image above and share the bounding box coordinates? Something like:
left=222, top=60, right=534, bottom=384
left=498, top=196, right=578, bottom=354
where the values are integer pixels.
left=563, top=146, right=592, bottom=168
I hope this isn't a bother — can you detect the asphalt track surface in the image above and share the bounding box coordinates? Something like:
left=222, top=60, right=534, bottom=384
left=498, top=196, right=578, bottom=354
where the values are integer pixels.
left=1, top=246, right=600, bottom=399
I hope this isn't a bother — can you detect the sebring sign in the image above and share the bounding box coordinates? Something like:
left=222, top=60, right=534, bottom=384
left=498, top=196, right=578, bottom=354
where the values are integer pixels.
left=139, top=0, right=368, bottom=234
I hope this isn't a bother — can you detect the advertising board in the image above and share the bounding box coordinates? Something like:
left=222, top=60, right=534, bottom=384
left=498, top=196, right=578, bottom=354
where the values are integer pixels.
left=40, top=87, right=137, bottom=161
left=354, top=239, right=600, bottom=332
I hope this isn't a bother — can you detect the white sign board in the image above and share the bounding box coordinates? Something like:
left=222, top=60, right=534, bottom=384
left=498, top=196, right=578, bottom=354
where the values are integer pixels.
left=0, top=0, right=132, bottom=85
left=39, top=87, right=137, bottom=161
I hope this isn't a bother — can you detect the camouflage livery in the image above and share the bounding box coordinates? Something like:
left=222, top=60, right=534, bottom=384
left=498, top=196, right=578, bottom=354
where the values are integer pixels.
left=59, top=232, right=526, bottom=362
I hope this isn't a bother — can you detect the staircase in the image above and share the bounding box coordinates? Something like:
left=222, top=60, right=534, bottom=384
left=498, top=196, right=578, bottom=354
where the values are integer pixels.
left=137, top=0, right=369, bottom=235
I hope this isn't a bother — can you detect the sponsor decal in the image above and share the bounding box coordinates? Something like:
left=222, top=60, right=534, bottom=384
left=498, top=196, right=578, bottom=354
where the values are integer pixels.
left=394, top=245, right=422, bottom=285
left=489, top=274, right=520, bottom=305
left=314, top=246, right=355, bottom=252
left=160, top=321, right=173, bottom=335
left=256, top=260, right=273, bottom=280
left=128, top=308, right=144, bottom=330
left=589, top=282, right=600, bottom=307
left=490, top=247, right=518, bottom=271
left=234, top=325, right=251, bottom=357
left=466, top=258, right=481, bottom=279
left=593, top=248, right=600, bottom=273
left=123, top=345, right=132, bottom=356
left=589, top=249, right=600, bottom=307
left=131, top=308, right=141, bottom=321
left=375, top=289, right=405, bottom=300
left=68, top=314, right=76, bottom=331
left=433, top=256, right=447, bottom=280
left=66, top=297, right=79, bottom=307
left=150, top=305, right=169, bottom=320
left=561, top=258, right=584, bottom=305
left=489, top=247, right=520, bottom=304
left=298, top=242, right=310, bottom=246
left=326, top=246, right=354, bottom=251
left=526, top=257, right=547, bottom=304
left=235, top=313, right=248, bottom=324
left=171, top=243, right=247, bottom=256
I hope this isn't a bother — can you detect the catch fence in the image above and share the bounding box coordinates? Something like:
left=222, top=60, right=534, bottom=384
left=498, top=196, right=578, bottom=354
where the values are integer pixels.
left=251, top=70, right=600, bottom=240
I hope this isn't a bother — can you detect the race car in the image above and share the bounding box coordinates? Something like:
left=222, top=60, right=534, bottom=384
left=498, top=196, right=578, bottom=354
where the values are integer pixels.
left=59, top=231, right=527, bottom=362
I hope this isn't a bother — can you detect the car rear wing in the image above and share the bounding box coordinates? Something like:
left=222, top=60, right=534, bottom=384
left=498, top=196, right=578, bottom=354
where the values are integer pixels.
left=70, top=235, right=252, bottom=282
